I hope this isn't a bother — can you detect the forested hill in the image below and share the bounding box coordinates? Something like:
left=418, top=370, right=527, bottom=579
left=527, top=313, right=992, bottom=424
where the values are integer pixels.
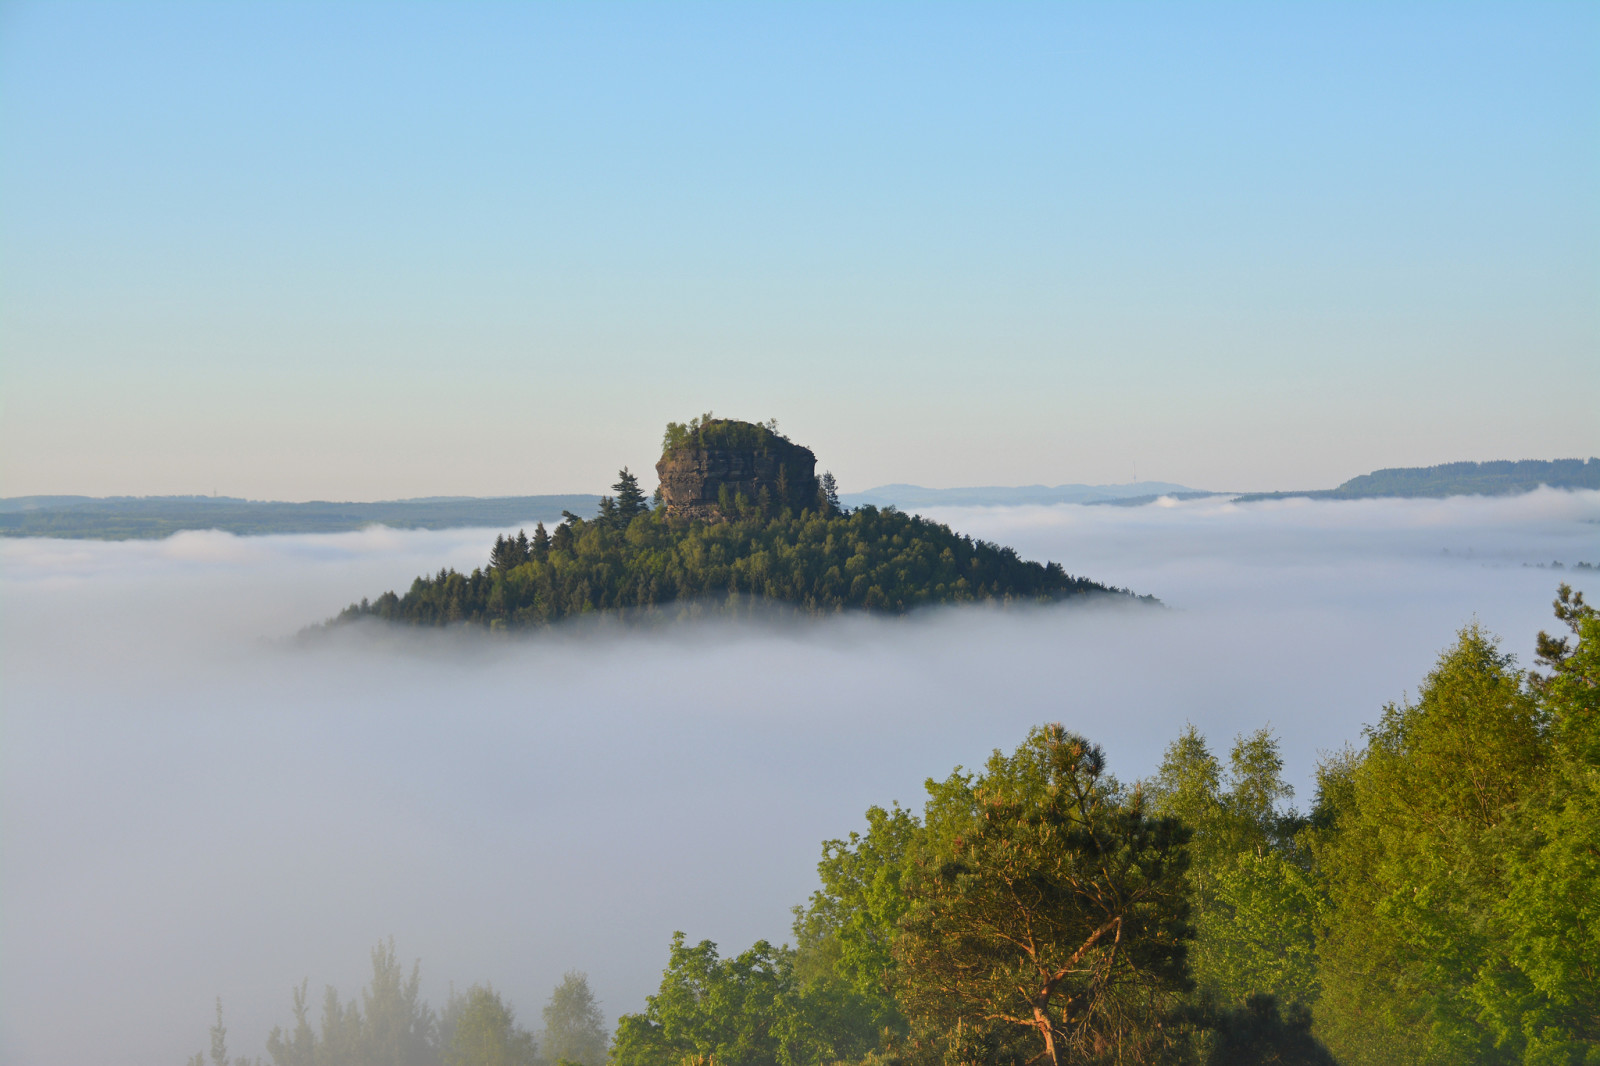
left=0, top=494, right=601, bottom=539
left=336, top=476, right=1145, bottom=628
left=1235, top=457, right=1600, bottom=502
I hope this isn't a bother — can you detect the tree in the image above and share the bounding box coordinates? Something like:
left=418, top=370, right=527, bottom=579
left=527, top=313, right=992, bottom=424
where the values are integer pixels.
left=611, top=934, right=793, bottom=1066
left=189, top=998, right=261, bottom=1066
left=612, top=933, right=877, bottom=1066
left=1149, top=727, right=1318, bottom=1013
left=491, top=531, right=531, bottom=570
left=1476, top=585, right=1600, bottom=1062
left=895, top=725, right=1193, bottom=1066
left=613, top=468, right=649, bottom=524
left=819, top=472, right=841, bottom=515
left=264, top=939, right=439, bottom=1066
left=541, top=971, right=608, bottom=1066
left=794, top=804, right=918, bottom=1033
left=1312, top=623, right=1546, bottom=1065
left=446, top=985, right=537, bottom=1066
left=361, top=938, right=438, bottom=1065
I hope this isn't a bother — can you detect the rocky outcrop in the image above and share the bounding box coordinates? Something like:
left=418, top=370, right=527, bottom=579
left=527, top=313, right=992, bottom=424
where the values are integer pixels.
left=656, top=427, right=819, bottom=521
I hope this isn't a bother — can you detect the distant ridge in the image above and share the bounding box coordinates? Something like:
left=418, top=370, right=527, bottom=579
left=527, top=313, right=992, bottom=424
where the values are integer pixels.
left=0, top=494, right=601, bottom=540
left=1233, top=458, right=1600, bottom=503
left=841, top=481, right=1203, bottom=509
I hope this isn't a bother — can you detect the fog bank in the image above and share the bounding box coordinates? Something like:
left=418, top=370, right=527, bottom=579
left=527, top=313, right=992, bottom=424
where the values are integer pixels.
left=3, top=490, right=1595, bottom=1066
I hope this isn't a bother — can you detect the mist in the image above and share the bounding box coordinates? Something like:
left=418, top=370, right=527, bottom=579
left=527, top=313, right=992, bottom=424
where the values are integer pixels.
left=3, top=490, right=1596, bottom=1066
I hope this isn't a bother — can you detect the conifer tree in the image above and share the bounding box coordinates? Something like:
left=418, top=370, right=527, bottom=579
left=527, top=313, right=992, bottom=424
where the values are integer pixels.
left=819, top=471, right=841, bottom=514
left=612, top=468, right=649, bottom=524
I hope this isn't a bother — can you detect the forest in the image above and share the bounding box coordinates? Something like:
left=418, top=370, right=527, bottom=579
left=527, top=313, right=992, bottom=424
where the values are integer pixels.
left=203, top=585, right=1598, bottom=1065
left=1233, top=458, right=1600, bottom=502
left=607, top=586, right=1597, bottom=1066
left=0, top=494, right=601, bottom=540
left=334, top=470, right=1139, bottom=627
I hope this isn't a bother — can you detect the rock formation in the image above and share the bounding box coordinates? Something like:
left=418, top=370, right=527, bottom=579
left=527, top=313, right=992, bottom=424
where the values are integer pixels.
left=656, top=419, right=819, bottom=520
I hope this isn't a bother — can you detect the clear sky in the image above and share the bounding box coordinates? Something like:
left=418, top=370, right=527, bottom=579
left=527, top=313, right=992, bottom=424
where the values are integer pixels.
left=3, top=1, right=1596, bottom=499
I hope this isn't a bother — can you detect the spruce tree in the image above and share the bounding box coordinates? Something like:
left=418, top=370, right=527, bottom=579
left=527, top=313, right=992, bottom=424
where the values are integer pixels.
left=820, top=471, right=841, bottom=514
left=612, top=468, right=648, bottom=523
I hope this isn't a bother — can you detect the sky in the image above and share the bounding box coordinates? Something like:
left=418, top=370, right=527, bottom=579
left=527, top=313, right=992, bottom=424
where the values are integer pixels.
left=3, top=490, right=1596, bottom=1065
left=2, top=2, right=1596, bottom=499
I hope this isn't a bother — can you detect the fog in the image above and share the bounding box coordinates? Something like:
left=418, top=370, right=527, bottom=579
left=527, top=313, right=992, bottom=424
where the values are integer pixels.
left=3, top=491, right=1596, bottom=1066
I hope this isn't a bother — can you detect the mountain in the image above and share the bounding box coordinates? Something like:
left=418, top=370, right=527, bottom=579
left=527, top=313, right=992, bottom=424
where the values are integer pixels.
left=336, top=418, right=1151, bottom=628
left=841, top=481, right=1204, bottom=509
left=1233, top=458, right=1600, bottom=502
left=0, top=494, right=602, bottom=539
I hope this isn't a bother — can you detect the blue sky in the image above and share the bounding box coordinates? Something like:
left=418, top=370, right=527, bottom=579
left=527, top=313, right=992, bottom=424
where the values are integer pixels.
left=3, top=2, right=1596, bottom=498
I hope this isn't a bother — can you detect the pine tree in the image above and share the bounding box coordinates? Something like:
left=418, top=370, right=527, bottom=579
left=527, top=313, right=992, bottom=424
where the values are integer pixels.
left=612, top=468, right=648, bottom=523
left=532, top=522, right=550, bottom=560
left=820, top=471, right=841, bottom=514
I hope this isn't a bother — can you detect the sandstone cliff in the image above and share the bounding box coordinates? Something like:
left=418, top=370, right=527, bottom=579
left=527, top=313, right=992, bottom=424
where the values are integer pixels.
left=656, top=419, right=819, bottom=520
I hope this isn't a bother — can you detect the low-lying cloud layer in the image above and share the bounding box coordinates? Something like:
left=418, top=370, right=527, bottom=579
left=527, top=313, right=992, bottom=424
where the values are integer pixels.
left=3, top=490, right=1596, bottom=1066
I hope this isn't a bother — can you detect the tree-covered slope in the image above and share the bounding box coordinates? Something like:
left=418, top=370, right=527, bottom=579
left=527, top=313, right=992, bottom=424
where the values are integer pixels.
left=1235, top=457, right=1599, bottom=502
left=337, top=478, right=1145, bottom=628
left=0, top=494, right=601, bottom=540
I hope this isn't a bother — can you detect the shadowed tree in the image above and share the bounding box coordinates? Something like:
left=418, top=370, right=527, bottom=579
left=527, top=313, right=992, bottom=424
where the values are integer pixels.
left=895, top=725, right=1194, bottom=1066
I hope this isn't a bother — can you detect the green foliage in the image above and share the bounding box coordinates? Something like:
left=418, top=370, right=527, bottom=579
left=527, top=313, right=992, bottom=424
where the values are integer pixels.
left=262, top=939, right=437, bottom=1066
left=1148, top=727, right=1318, bottom=1013
left=188, top=999, right=262, bottom=1066
left=542, top=972, right=608, bottom=1066
left=818, top=472, right=841, bottom=516
left=894, top=725, right=1194, bottom=1066
left=793, top=804, right=919, bottom=1033
left=1307, top=614, right=1600, bottom=1066
left=1479, top=586, right=1600, bottom=1064
left=611, top=933, right=878, bottom=1066
left=662, top=414, right=789, bottom=458
left=445, top=985, right=538, bottom=1066
left=339, top=501, right=1135, bottom=628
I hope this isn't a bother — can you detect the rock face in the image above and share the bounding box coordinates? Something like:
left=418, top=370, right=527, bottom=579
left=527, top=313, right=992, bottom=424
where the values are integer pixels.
left=656, top=424, right=819, bottom=521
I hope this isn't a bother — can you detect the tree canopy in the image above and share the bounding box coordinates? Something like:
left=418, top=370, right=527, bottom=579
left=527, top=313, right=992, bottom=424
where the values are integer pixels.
left=337, top=475, right=1139, bottom=629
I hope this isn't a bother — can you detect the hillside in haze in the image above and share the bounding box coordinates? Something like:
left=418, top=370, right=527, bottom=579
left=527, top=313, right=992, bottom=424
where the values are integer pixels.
left=842, top=481, right=1204, bottom=509
left=0, top=494, right=602, bottom=539
left=1235, top=458, right=1600, bottom=502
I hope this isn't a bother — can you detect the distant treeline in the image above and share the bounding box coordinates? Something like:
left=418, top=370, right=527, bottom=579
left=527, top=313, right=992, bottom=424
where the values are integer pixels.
left=192, top=945, right=605, bottom=1066
left=1235, top=457, right=1600, bottom=502
left=0, top=495, right=600, bottom=540
left=335, top=470, right=1139, bottom=627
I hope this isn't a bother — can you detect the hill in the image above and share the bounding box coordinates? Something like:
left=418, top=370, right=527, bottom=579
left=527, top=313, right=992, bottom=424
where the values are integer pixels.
left=0, top=494, right=601, bottom=539
left=336, top=418, right=1149, bottom=628
left=1233, top=457, right=1600, bottom=502
left=842, top=480, right=1201, bottom=509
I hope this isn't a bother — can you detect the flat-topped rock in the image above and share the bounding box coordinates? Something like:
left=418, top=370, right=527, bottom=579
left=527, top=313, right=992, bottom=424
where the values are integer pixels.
left=656, top=419, right=819, bottom=520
